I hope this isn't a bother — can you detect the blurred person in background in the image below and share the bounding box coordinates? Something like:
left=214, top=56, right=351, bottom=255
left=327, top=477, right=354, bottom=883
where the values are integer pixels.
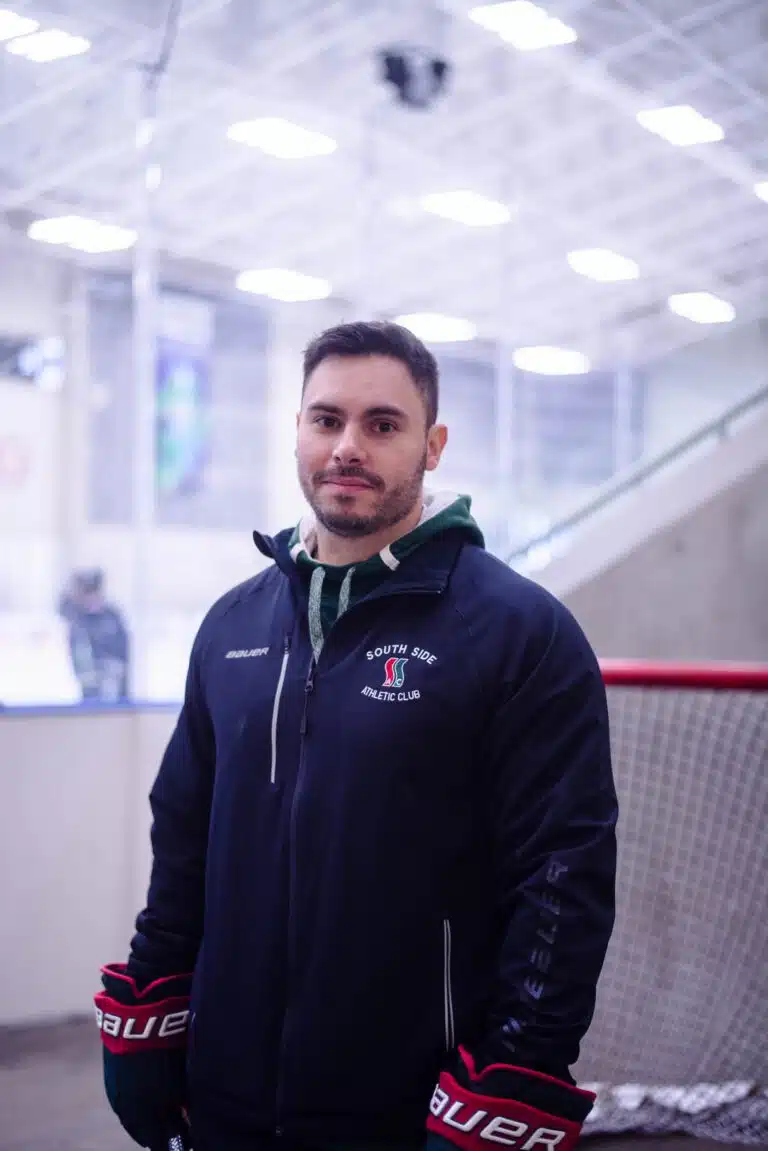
left=58, top=568, right=130, bottom=702
left=94, top=321, right=617, bottom=1151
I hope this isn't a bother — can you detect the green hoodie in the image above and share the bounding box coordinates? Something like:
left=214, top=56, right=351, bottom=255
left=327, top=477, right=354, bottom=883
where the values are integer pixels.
left=289, top=491, right=484, bottom=661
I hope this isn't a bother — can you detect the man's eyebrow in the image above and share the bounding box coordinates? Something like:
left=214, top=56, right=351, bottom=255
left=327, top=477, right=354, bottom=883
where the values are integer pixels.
left=364, top=405, right=408, bottom=420
left=306, top=402, right=408, bottom=420
left=306, top=401, right=345, bottom=416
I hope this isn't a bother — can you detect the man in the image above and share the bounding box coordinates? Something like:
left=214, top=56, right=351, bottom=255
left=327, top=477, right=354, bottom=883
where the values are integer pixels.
left=59, top=568, right=130, bottom=702
left=95, top=321, right=617, bottom=1151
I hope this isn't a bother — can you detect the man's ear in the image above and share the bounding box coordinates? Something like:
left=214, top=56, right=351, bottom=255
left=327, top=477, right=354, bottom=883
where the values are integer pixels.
left=426, top=423, right=448, bottom=472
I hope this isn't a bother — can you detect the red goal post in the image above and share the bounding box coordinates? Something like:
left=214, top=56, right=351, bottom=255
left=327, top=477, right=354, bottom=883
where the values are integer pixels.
left=581, top=660, right=768, bottom=1144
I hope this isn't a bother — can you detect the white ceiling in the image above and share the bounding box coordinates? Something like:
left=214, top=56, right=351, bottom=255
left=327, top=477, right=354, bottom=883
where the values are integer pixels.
left=1, top=0, right=767, bottom=366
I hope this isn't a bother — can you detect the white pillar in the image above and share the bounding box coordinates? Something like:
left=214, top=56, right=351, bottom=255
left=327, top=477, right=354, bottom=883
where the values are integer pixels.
left=57, top=265, right=91, bottom=583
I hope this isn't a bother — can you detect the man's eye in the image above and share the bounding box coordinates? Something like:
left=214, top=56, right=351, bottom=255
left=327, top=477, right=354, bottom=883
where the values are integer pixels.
left=315, top=416, right=339, bottom=429
left=374, top=421, right=396, bottom=434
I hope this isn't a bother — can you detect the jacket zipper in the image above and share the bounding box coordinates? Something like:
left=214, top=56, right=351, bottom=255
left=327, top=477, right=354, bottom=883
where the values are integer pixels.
left=443, top=918, right=455, bottom=1051
left=269, top=637, right=290, bottom=785
left=275, top=588, right=436, bottom=1126
left=276, top=657, right=315, bottom=1135
left=299, top=658, right=315, bottom=736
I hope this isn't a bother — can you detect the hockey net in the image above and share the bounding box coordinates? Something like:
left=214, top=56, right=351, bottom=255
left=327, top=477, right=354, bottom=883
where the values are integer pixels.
left=578, top=662, right=768, bottom=1144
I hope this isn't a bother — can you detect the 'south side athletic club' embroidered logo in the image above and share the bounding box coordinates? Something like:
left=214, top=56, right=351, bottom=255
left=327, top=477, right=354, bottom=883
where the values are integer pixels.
left=382, top=656, right=408, bottom=688
left=363, top=643, right=437, bottom=702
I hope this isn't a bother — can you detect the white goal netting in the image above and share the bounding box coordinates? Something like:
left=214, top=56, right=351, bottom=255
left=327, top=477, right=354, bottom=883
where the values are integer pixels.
left=578, top=666, right=768, bottom=1144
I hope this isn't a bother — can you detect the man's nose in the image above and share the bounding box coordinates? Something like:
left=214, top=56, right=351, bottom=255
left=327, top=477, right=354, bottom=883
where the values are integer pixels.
left=332, top=424, right=367, bottom=464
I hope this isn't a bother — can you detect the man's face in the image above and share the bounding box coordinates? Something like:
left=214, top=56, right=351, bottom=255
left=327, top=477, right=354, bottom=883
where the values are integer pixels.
left=296, top=354, right=447, bottom=539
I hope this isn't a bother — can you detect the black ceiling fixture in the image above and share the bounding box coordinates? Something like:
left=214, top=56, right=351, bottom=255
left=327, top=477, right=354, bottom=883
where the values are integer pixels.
left=378, top=46, right=451, bottom=110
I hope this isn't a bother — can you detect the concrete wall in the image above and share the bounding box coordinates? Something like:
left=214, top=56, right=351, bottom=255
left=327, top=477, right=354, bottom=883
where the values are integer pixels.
left=0, top=708, right=177, bottom=1025
left=643, top=317, right=768, bottom=456
left=564, top=458, right=768, bottom=661
left=534, top=396, right=768, bottom=663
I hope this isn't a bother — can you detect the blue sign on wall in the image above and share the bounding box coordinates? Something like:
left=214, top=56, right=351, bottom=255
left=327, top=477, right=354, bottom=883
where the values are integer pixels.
left=156, top=339, right=211, bottom=499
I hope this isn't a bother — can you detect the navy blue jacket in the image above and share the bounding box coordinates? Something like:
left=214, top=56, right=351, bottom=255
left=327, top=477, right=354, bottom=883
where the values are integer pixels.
left=130, top=525, right=617, bottom=1144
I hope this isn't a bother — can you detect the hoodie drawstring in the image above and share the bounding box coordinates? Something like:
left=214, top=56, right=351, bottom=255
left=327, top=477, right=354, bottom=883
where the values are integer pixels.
left=308, top=564, right=356, bottom=662
left=308, top=566, right=325, bottom=663
left=338, top=567, right=354, bottom=620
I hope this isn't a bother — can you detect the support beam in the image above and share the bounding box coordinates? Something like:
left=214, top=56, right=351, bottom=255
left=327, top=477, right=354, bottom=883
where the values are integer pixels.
left=0, top=0, right=230, bottom=134
left=0, top=0, right=380, bottom=214
left=616, top=0, right=768, bottom=112
left=437, top=0, right=762, bottom=196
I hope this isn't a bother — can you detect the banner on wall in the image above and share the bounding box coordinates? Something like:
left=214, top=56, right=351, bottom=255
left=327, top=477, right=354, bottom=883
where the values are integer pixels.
left=156, top=292, right=213, bottom=502
left=155, top=342, right=210, bottom=498
left=87, top=273, right=269, bottom=528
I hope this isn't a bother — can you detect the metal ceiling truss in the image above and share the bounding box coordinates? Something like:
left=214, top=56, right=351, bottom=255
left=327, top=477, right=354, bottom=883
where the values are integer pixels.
left=0, top=0, right=765, bottom=363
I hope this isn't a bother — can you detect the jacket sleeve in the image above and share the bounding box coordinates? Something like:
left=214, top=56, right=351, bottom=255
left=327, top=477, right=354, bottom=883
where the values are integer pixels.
left=482, top=599, right=618, bottom=1079
left=128, top=627, right=215, bottom=984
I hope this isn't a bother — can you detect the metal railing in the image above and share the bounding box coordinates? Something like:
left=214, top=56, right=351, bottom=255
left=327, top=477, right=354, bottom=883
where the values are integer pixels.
left=506, top=382, right=768, bottom=570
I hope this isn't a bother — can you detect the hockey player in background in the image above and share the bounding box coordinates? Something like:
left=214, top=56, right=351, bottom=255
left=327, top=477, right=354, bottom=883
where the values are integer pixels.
left=59, top=568, right=130, bottom=702
left=95, top=321, right=618, bottom=1151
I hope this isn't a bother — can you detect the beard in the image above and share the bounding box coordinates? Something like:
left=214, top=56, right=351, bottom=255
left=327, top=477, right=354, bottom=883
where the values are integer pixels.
left=300, top=451, right=427, bottom=539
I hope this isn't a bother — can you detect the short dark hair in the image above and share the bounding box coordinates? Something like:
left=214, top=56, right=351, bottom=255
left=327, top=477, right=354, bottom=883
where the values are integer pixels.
left=302, top=320, right=439, bottom=426
left=74, top=568, right=104, bottom=595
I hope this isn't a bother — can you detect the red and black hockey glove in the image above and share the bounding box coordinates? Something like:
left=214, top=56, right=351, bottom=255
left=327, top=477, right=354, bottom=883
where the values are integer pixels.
left=426, top=1046, right=594, bottom=1151
left=94, top=963, right=193, bottom=1150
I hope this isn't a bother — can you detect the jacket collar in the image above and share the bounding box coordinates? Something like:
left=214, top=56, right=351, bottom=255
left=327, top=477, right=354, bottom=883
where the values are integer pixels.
left=252, top=526, right=467, bottom=598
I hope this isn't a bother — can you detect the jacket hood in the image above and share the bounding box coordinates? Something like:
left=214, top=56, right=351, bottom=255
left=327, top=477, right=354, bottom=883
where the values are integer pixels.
left=254, top=491, right=484, bottom=578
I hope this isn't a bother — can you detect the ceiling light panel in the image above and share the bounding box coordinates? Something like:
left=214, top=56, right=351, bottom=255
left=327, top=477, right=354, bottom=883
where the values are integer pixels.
left=0, top=9, right=38, bottom=41
left=567, top=248, right=640, bottom=282
left=668, top=292, right=735, bottom=324
left=636, top=105, right=724, bottom=146
left=236, top=268, right=332, bottom=302
left=27, top=216, right=135, bottom=253
left=419, top=191, right=512, bottom=227
left=469, top=2, right=577, bottom=52
left=513, top=346, right=590, bottom=374
left=395, top=313, right=477, bottom=343
left=227, top=118, right=337, bottom=159
left=6, top=28, right=90, bottom=61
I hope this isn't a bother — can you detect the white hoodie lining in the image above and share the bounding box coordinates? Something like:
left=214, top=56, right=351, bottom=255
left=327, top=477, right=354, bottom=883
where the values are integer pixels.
left=296, top=491, right=464, bottom=660
left=293, top=490, right=460, bottom=567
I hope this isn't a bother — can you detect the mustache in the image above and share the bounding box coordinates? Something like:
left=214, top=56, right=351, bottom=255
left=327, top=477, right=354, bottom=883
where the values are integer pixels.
left=315, top=466, right=384, bottom=489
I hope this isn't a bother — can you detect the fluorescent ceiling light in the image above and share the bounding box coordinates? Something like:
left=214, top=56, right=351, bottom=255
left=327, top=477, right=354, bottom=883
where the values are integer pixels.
left=395, top=313, right=477, bottom=343
left=567, top=248, right=639, bottom=282
left=514, top=346, right=590, bottom=375
left=227, top=117, right=337, bottom=159
left=27, top=215, right=135, bottom=253
left=636, top=104, right=724, bottom=146
left=668, top=291, right=734, bottom=325
left=236, top=268, right=332, bottom=302
left=755, top=181, right=768, bottom=203
left=469, top=1, right=577, bottom=51
left=6, top=27, right=90, bottom=61
left=0, top=9, right=38, bottom=41
left=419, top=190, right=511, bottom=228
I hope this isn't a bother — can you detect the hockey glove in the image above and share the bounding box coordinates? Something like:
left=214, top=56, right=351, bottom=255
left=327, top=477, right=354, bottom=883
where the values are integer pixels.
left=426, top=1046, right=594, bottom=1151
left=94, top=963, right=192, bottom=1150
